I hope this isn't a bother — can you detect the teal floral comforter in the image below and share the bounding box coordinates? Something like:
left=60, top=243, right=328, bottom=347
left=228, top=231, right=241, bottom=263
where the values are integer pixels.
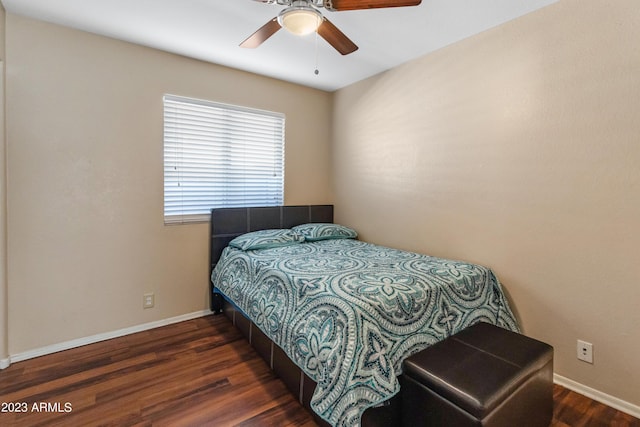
left=211, top=238, right=519, bottom=427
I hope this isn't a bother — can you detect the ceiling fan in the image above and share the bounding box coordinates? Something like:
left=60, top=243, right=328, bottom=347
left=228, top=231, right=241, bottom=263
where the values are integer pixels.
left=241, top=0, right=422, bottom=55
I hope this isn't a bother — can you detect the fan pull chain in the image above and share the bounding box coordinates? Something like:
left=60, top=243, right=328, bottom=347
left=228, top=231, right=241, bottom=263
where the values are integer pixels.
left=314, top=30, right=320, bottom=75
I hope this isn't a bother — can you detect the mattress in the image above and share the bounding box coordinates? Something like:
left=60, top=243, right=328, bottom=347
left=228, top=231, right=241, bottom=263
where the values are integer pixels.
left=211, top=238, right=519, bottom=427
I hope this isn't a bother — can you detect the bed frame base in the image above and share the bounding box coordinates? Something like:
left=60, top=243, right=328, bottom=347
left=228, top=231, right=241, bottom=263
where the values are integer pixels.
left=218, top=294, right=401, bottom=427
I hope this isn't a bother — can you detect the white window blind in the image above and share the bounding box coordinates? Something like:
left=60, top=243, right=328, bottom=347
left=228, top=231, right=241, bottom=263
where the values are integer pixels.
left=163, top=94, right=285, bottom=224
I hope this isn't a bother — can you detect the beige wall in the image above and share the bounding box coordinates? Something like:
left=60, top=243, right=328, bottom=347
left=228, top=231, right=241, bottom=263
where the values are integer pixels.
left=333, top=0, right=639, bottom=408
left=4, top=13, right=332, bottom=354
left=1, top=4, right=7, bottom=365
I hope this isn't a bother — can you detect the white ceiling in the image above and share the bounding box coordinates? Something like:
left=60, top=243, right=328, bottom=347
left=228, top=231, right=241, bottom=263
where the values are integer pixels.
left=1, top=0, right=558, bottom=92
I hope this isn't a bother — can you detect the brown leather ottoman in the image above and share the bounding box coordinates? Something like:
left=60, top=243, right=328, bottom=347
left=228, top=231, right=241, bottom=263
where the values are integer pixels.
left=401, top=322, right=553, bottom=427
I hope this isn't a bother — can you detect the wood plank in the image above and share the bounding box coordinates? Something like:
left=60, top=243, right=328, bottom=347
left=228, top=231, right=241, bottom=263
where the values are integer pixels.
left=0, top=315, right=637, bottom=426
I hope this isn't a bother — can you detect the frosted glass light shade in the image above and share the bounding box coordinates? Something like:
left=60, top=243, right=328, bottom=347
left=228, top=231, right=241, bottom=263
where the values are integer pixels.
left=278, top=6, right=323, bottom=36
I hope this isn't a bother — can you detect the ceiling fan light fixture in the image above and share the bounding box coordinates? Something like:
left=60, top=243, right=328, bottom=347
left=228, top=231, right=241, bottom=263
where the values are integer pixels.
left=278, top=5, right=323, bottom=36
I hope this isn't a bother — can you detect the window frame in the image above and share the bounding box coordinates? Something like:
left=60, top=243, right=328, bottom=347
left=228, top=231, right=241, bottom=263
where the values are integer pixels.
left=163, top=94, right=285, bottom=225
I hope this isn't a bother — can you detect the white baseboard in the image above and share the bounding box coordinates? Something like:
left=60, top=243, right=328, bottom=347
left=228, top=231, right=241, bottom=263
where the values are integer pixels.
left=7, top=309, right=212, bottom=366
left=554, top=373, right=640, bottom=419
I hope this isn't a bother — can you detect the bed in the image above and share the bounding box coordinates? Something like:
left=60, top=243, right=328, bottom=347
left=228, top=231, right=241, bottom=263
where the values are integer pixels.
left=209, top=205, right=519, bottom=427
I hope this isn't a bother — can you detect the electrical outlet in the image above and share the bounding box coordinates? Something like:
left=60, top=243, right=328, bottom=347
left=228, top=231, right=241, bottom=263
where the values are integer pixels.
left=143, top=293, right=155, bottom=309
left=577, top=340, right=593, bottom=364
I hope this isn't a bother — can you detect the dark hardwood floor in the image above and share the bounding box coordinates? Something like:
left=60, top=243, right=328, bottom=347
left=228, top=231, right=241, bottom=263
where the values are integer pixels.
left=0, top=315, right=638, bottom=426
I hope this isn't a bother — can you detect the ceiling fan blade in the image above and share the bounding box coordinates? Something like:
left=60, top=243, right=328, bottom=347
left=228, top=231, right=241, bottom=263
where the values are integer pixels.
left=240, top=18, right=282, bottom=48
left=317, top=17, right=358, bottom=55
left=324, top=0, right=421, bottom=11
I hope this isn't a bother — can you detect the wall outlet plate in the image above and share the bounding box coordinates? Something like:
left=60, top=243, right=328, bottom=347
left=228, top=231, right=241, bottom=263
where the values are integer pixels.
left=577, top=339, right=593, bottom=364
left=143, top=292, right=155, bottom=309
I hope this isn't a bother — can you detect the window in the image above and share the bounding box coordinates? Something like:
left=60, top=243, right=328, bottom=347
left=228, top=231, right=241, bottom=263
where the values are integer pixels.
left=163, top=95, right=285, bottom=224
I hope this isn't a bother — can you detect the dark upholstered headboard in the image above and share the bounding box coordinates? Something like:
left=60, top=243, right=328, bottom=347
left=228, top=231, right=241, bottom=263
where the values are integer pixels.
left=209, top=204, right=334, bottom=276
